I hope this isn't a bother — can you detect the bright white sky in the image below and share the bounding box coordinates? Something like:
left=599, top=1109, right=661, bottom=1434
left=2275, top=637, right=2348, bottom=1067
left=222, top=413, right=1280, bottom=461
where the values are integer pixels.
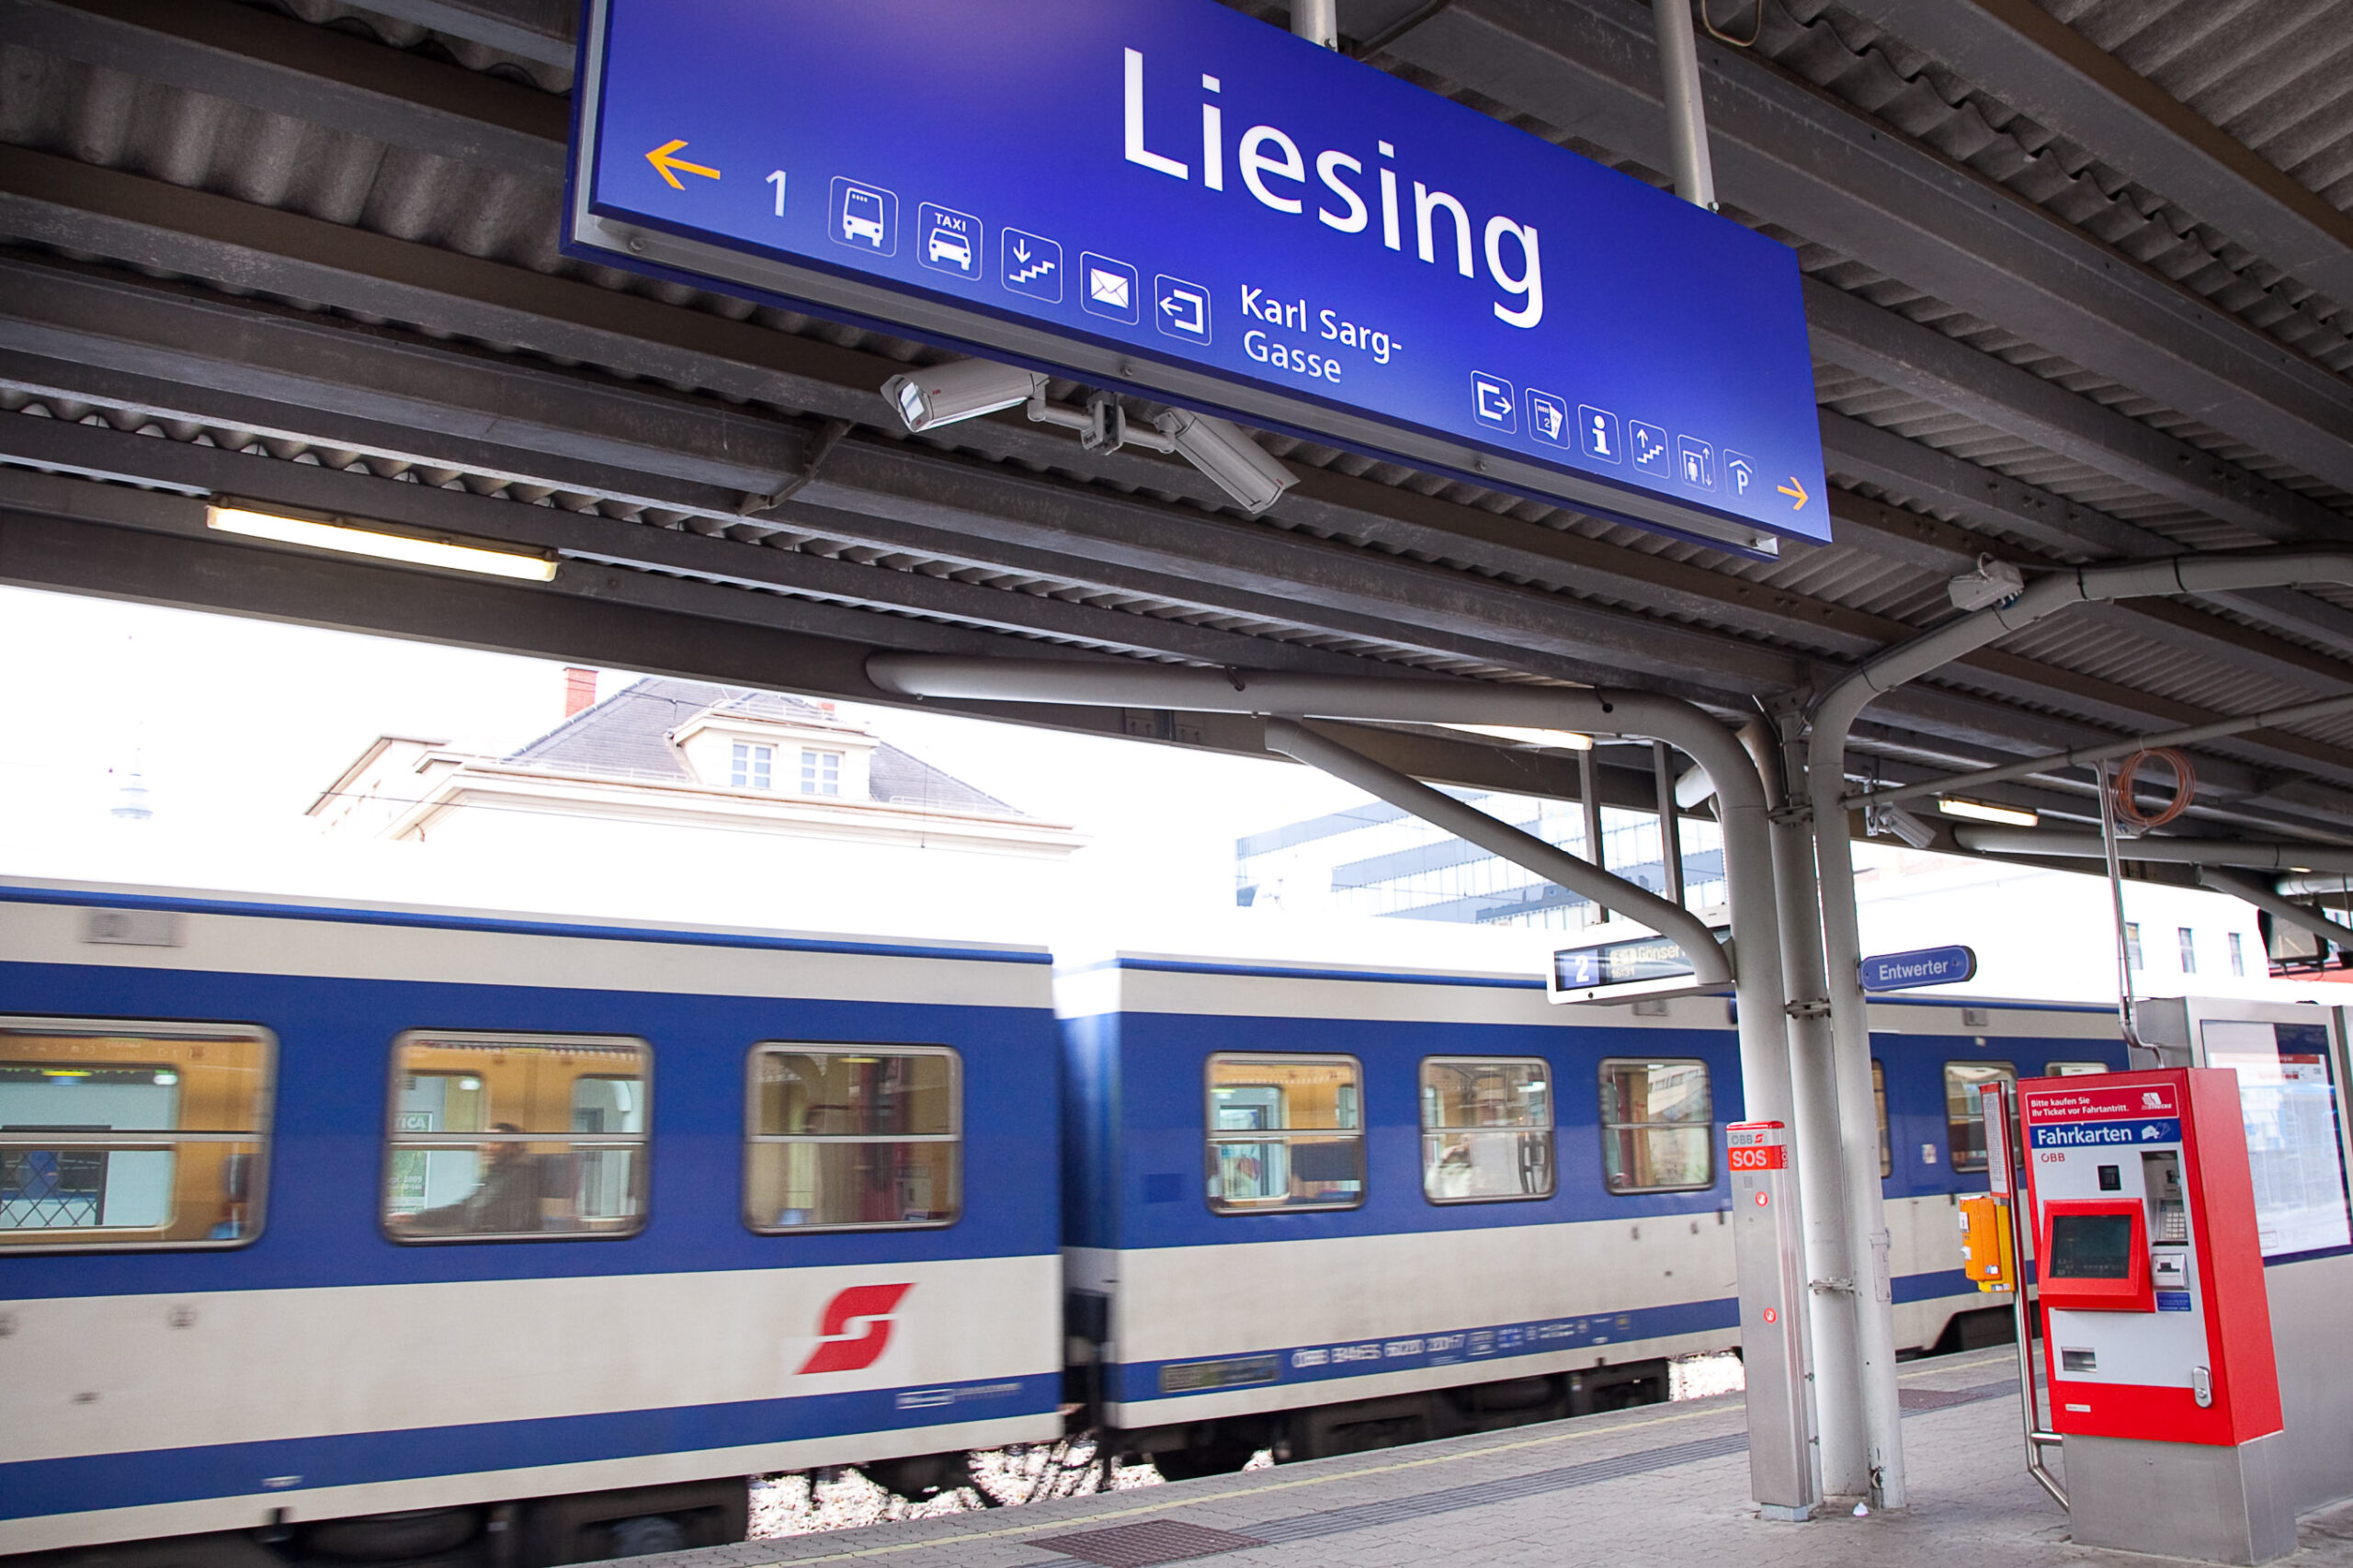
left=0, top=583, right=1402, bottom=941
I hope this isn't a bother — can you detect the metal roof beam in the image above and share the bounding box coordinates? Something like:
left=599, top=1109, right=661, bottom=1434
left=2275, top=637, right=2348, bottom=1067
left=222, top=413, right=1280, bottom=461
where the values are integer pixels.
left=0, top=265, right=816, bottom=502
left=1840, top=715, right=2353, bottom=845
left=1802, top=278, right=2353, bottom=550
left=352, top=0, right=576, bottom=72
left=5, top=0, right=565, bottom=178
left=1842, top=713, right=2346, bottom=835
left=1850, top=687, right=2347, bottom=816
left=0, top=355, right=1677, bottom=691
left=1832, top=0, right=2353, bottom=316
left=1381, top=0, right=2353, bottom=499
left=0, top=419, right=1427, bottom=676
left=0, top=254, right=1818, bottom=697
left=1823, top=407, right=2353, bottom=657
left=1821, top=408, right=2170, bottom=562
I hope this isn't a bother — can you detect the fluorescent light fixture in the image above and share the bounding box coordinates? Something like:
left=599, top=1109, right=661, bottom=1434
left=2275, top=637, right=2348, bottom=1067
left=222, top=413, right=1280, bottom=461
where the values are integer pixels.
left=1936, top=795, right=2040, bottom=828
left=207, top=506, right=558, bottom=582
left=1442, top=722, right=1595, bottom=752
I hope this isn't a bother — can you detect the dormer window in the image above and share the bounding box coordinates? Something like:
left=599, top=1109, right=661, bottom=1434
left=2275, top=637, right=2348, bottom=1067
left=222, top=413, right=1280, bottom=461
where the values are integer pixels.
left=800, top=748, right=842, bottom=796
left=731, top=741, right=774, bottom=790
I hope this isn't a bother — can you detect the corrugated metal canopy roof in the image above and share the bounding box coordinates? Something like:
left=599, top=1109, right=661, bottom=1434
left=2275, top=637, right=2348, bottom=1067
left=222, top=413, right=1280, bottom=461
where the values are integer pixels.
left=1, top=0, right=2350, bottom=856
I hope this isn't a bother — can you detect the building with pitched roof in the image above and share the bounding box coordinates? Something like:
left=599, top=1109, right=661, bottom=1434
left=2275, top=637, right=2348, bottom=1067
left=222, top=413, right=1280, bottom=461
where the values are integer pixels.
left=311, top=674, right=1080, bottom=862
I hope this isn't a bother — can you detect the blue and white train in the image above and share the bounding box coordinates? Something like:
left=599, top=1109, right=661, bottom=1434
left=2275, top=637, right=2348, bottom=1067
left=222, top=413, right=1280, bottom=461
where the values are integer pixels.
left=0, top=879, right=2126, bottom=1562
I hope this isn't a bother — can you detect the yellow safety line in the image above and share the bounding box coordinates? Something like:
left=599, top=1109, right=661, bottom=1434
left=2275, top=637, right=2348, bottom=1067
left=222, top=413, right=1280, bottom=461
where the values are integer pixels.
left=749, top=1349, right=2022, bottom=1565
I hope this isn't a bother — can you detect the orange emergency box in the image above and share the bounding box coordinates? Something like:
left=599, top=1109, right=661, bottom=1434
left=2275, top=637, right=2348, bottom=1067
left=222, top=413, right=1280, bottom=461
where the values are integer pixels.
left=1958, top=1192, right=2014, bottom=1291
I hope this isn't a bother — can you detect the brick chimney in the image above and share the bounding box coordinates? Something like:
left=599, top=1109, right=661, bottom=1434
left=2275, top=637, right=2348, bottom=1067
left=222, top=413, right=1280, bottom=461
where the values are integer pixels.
left=563, top=667, right=598, bottom=717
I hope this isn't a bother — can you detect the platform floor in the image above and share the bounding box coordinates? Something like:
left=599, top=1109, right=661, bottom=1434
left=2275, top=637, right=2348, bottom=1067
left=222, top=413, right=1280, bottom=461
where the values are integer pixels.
left=635, top=1350, right=2353, bottom=1568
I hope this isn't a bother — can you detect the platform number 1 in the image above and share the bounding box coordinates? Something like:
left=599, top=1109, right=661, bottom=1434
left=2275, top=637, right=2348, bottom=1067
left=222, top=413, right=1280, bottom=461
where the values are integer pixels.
left=767, top=170, right=787, bottom=218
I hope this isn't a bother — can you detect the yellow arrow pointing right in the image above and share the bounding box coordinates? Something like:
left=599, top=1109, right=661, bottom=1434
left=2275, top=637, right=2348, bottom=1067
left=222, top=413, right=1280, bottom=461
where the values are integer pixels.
left=646, top=139, right=722, bottom=190
left=1776, top=476, right=1810, bottom=509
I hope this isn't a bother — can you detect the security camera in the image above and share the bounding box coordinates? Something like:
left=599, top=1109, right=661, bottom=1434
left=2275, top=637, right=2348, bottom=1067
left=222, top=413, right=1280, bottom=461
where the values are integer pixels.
left=1948, top=554, right=2025, bottom=613
left=1152, top=409, right=1299, bottom=514
left=881, top=358, right=1044, bottom=433
left=1866, top=801, right=1938, bottom=849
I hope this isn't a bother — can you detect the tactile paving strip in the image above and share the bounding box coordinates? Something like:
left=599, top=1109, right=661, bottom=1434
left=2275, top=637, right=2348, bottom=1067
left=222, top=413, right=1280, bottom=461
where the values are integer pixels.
left=1029, top=1520, right=1267, bottom=1566
left=1247, top=1432, right=1751, bottom=1542
left=1029, top=1378, right=2018, bottom=1562
left=1898, top=1381, right=2011, bottom=1412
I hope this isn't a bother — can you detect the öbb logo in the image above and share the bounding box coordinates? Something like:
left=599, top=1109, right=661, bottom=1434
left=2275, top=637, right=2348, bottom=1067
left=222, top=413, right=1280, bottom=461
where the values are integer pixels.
left=798, top=1283, right=913, bottom=1375
left=2142, top=1090, right=2165, bottom=1110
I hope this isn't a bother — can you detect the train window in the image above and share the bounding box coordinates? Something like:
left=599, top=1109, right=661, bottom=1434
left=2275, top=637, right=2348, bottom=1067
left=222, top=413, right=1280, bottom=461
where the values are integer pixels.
left=1206, top=1054, right=1364, bottom=1212
left=1874, top=1060, right=1891, bottom=1179
left=383, top=1031, right=650, bottom=1243
left=1421, top=1057, right=1553, bottom=1203
left=1943, top=1061, right=2017, bottom=1174
left=1598, top=1059, right=1713, bottom=1194
left=2046, top=1061, right=2109, bottom=1077
left=0, top=1017, right=273, bottom=1251
left=745, top=1046, right=959, bottom=1231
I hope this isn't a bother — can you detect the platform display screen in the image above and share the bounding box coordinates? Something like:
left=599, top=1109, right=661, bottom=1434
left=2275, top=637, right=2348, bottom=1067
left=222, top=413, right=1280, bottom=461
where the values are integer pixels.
left=2048, top=1211, right=2135, bottom=1279
left=2201, top=1019, right=2353, bottom=1258
left=1554, top=935, right=1695, bottom=991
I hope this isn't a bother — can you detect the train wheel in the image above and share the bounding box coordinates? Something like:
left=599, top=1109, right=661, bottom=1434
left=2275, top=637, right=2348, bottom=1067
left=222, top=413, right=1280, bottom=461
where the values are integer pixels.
left=1151, top=1441, right=1260, bottom=1480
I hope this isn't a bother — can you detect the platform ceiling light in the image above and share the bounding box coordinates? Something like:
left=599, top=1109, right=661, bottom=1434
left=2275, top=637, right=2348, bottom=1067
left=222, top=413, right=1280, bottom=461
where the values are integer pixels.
left=206, top=505, right=559, bottom=582
left=1936, top=795, right=2040, bottom=828
left=1442, top=722, right=1595, bottom=752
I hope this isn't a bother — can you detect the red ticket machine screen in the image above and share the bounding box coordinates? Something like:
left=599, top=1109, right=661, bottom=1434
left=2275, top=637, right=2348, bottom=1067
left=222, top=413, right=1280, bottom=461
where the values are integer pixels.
left=2050, top=1211, right=2134, bottom=1278
left=2040, top=1199, right=2154, bottom=1311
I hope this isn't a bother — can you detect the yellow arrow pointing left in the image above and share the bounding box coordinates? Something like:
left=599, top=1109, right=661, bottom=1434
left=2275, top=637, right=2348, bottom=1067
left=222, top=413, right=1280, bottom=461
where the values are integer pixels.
left=646, top=139, right=722, bottom=190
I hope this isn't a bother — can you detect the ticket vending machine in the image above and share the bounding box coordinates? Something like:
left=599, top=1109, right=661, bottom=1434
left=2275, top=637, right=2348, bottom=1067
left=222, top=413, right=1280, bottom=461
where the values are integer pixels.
left=2135, top=998, right=2353, bottom=1520
left=2018, top=1068, right=2289, bottom=1563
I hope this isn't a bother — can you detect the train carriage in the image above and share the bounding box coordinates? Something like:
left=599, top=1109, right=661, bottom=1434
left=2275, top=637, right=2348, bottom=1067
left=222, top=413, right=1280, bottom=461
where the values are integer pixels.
left=1057, top=949, right=2127, bottom=1475
left=0, top=881, right=1066, bottom=1562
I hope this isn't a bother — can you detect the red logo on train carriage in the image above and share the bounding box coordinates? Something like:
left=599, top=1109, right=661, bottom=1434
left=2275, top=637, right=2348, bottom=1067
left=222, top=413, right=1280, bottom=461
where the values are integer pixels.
left=798, top=1283, right=914, bottom=1374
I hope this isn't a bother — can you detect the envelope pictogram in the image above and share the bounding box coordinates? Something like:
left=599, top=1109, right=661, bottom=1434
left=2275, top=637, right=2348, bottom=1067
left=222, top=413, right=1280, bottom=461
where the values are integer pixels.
left=1080, top=252, right=1140, bottom=324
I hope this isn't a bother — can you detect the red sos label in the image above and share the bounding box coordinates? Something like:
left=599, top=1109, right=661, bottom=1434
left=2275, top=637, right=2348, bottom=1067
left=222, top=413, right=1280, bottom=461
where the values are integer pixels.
left=1728, top=1145, right=1786, bottom=1171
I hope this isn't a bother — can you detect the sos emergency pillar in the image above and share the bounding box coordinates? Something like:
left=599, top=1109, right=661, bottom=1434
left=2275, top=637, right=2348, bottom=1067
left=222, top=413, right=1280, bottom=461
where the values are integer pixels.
left=2018, top=1069, right=2289, bottom=1563
left=1727, top=1120, right=1818, bottom=1519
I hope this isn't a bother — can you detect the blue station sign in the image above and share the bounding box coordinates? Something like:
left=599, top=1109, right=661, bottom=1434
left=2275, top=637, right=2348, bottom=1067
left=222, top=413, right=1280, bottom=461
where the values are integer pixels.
left=1858, top=945, right=1979, bottom=992
left=567, top=0, right=1829, bottom=556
